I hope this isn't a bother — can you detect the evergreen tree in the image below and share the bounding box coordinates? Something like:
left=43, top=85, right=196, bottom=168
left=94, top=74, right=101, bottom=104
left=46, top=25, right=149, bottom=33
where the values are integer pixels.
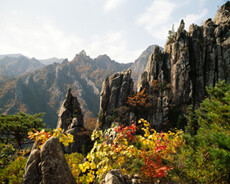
left=167, top=24, right=175, bottom=42
left=174, top=81, right=230, bottom=183
left=0, top=112, right=45, bottom=148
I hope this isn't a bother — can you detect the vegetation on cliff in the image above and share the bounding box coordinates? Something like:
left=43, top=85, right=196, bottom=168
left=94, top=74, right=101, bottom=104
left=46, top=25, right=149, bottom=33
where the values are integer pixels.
left=171, top=81, right=230, bottom=183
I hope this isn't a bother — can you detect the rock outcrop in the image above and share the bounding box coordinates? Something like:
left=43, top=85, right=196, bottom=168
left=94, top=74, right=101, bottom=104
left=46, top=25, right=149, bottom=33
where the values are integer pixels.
left=99, top=69, right=134, bottom=129
left=22, top=138, right=76, bottom=184
left=57, top=89, right=92, bottom=154
left=129, top=45, right=158, bottom=88
left=137, top=3, right=230, bottom=130
left=100, top=170, right=141, bottom=184
left=22, top=149, right=41, bottom=184
left=22, top=90, right=91, bottom=183
left=40, top=138, right=76, bottom=184
left=57, top=88, right=84, bottom=131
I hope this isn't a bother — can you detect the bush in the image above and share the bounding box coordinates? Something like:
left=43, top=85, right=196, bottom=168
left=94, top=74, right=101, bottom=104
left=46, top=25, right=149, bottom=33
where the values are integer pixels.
left=0, top=143, right=15, bottom=169
left=65, top=152, right=84, bottom=182
left=70, top=119, right=184, bottom=183
left=0, top=156, right=27, bottom=184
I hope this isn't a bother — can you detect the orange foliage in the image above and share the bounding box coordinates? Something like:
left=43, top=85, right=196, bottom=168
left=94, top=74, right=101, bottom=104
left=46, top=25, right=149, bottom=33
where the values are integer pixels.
left=127, top=89, right=152, bottom=109
left=85, top=117, right=97, bottom=130
left=153, top=79, right=159, bottom=91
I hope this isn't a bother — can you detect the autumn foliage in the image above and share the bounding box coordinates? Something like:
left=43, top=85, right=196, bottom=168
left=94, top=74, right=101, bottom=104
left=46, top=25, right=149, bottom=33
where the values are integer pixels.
left=28, top=128, right=73, bottom=148
left=66, top=119, right=184, bottom=183
left=127, top=89, right=152, bottom=120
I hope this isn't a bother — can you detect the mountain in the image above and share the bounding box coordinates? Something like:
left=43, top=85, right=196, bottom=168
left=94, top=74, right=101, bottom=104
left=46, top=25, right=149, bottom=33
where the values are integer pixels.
left=38, top=57, right=64, bottom=65
left=0, top=51, right=132, bottom=128
left=0, top=54, right=45, bottom=77
left=21, top=2, right=230, bottom=184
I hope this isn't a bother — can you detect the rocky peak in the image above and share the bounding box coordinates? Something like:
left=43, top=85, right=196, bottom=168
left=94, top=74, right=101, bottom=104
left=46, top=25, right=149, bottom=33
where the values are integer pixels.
left=138, top=3, right=230, bottom=130
left=56, top=88, right=84, bottom=131
left=96, top=54, right=111, bottom=61
left=213, top=2, right=230, bottom=24
left=72, top=50, right=91, bottom=63
left=79, top=50, right=87, bottom=55
left=56, top=89, right=92, bottom=154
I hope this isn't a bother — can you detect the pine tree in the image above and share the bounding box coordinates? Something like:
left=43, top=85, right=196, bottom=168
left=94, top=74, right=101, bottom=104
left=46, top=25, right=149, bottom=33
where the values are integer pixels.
left=0, top=112, right=45, bottom=148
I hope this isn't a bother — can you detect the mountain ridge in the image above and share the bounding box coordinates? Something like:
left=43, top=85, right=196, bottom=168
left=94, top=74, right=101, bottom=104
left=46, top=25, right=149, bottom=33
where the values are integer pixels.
left=0, top=47, right=153, bottom=127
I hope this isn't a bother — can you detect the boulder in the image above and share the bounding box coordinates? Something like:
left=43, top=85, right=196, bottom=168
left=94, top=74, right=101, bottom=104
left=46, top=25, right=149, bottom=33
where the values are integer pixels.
left=40, top=137, right=76, bottom=184
left=105, top=170, right=124, bottom=184
left=21, top=149, right=41, bottom=184
left=22, top=138, right=76, bottom=184
left=102, top=170, right=142, bottom=184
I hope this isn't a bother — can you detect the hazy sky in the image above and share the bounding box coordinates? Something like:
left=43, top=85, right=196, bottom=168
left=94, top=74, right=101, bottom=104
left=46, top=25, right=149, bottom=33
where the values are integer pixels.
left=0, top=0, right=226, bottom=63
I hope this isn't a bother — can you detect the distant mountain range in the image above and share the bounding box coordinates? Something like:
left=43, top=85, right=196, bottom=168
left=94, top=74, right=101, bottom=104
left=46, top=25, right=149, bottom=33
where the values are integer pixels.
left=0, top=46, right=156, bottom=128
left=0, top=54, right=44, bottom=77
left=38, top=57, right=64, bottom=65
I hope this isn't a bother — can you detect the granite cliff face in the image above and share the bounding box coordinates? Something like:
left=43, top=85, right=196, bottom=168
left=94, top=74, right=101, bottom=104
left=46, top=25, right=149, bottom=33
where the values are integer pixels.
left=99, top=69, right=134, bottom=129
left=137, top=3, right=230, bottom=129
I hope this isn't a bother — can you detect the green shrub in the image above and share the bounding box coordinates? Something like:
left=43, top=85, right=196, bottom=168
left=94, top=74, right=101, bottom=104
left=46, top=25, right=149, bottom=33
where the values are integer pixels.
left=0, top=156, right=27, bottom=184
left=0, top=143, right=15, bottom=169
left=171, top=81, right=230, bottom=183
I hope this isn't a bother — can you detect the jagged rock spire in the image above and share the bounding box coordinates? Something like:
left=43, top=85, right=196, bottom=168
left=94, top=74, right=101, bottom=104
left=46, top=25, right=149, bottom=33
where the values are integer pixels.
left=137, top=2, right=230, bottom=130
left=56, top=88, right=84, bottom=131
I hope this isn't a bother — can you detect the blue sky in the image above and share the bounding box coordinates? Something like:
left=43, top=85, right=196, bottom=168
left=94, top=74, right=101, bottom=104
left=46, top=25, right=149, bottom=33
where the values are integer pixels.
left=0, top=0, right=226, bottom=63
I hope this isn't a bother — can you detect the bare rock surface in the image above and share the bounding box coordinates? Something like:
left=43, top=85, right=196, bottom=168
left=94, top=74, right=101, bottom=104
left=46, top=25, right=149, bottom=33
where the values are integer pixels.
left=137, top=3, right=230, bottom=130
left=22, top=149, right=41, bottom=184
left=99, top=69, right=133, bottom=129
left=57, top=88, right=84, bottom=131
left=57, top=89, right=92, bottom=154
left=22, top=138, right=76, bottom=184
left=40, top=137, right=76, bottom=184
